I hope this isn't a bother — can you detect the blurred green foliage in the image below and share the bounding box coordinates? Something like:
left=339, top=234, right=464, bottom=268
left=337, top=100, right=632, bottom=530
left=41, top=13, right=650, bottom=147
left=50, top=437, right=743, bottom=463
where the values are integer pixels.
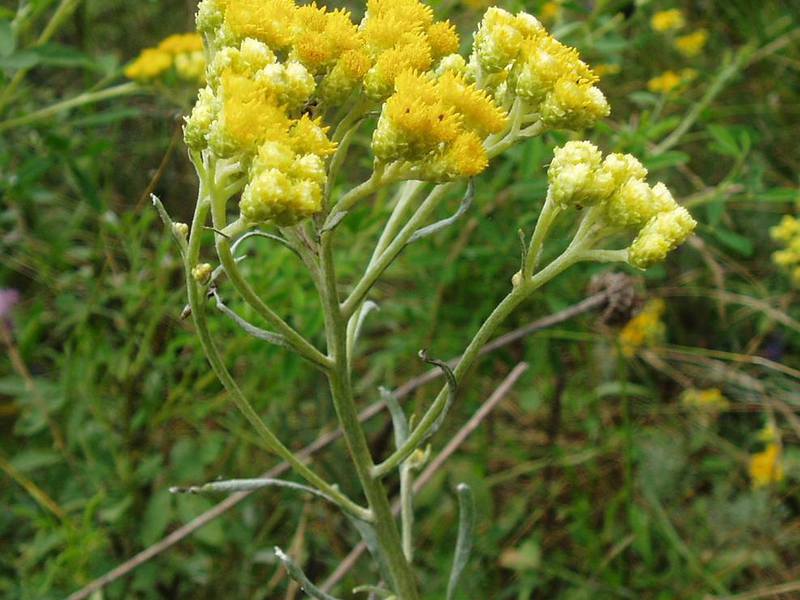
left=1, top=0, right=799, bottom=598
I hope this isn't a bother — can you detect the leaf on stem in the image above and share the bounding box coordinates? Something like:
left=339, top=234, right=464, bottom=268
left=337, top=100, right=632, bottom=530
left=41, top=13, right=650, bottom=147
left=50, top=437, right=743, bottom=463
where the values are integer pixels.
left=408, top=179, right=475, bottom=244
left=169, top=477, right=333, bottom=503
left=446, top=483, right=475, bottom=600
left=274, top=547, right=345, bottom=600
left=418, top=349, right=458, bottom=437
left=150, top=194, right=187, bottom=256
left=351, top=301, right=380, bottom=359
left=382, top=386, right=409, bottom=448
left=211, top=289, right=290, bottom=349
left=231, top=230, right=304, bottom=261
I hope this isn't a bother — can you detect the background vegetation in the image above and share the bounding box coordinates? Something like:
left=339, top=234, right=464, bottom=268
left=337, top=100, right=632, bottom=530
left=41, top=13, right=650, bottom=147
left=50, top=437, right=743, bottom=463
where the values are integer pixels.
left=1, top=1, right=799, bottom=598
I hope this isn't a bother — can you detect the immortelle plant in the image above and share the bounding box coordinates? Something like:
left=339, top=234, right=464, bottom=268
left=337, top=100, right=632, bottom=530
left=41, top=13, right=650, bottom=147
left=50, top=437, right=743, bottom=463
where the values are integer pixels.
left=154, top=1, right=697, bottom=598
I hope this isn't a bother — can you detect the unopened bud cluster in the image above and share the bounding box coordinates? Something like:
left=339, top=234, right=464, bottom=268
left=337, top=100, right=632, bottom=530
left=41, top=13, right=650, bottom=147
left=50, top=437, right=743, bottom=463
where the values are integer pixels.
left=548, top=141, right=696, bottom=268
left=470, top=7, right=610, bottom=128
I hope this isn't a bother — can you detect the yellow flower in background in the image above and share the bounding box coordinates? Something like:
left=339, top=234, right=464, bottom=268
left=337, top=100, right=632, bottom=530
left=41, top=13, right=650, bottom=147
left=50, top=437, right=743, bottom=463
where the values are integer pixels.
left=594, top=63, right=621, bottom=78
left=619, top=299, right=667, bottom=357
left=675, top=29, right=709, bottom=57
left=647, top=70, right=681, bottom=93
left=647, top=69, right=696, bottom=94
left=540, top=2, right=562, bottom=22
left=125, top=48, right=173, bottom=80
left=681, top=388, right=730, bottom=412
left=462, top=0, right=494, bottom=9
left=651, top=9, right=685, bottom=32
left=125, top=33, right=206, bottom=84
left=748, top=443, right=784, bottom=488
left=770, top=215, right=800, bottom=285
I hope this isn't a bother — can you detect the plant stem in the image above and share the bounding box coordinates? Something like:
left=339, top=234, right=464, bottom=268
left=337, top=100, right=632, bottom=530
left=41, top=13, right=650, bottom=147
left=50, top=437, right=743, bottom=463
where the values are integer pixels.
left=523, top=190, right=560, bottom=278
left=0, top=82, right=142, bottom=132
left=184, top=187, right=370, bottom=522
left=342, top=182, right=454, bottom=318
left=206, top=187, right=331, bottom=371
left=0, top=0, right=84, bottom=112
left=317, top=229, right=421, bottom=599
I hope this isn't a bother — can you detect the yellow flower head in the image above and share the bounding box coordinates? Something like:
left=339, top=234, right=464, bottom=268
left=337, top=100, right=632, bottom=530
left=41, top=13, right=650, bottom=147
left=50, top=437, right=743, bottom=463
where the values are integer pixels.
left=219, top=0, right=298, bottom=49
left=292, top=4, right=363, bottom=73
left=372, top=68, right=507, bottom=181
left=651, top=9, right=685, bottom=32
left=619, top=299, right=666, bottom=357
left=427, top=21, right=461, bottom=59
left=748, top=443, right=784, bottom=488
left=209, top=70, right=293, bottom=155
left=675, top=29, right=708, bottom=57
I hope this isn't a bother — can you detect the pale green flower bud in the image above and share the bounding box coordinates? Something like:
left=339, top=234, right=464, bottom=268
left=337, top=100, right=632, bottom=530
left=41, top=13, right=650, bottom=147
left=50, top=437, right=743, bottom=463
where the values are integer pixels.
left=628, top=207, right=697, bottom=269
left=173, top=222, right=190, bottom=239
left=196, top=0, right=224, bottom=36
left=547, top=141, right=606, bottom=208
left=240, top=168, right=294, bottom=224
left=540, top=79, right=610, bottom=129
left=282, top=61, right=316, bottom=110
left=292, top=154, right=326, bottom=184
left=607, top=180, right=679, bottom=228
left=372, top=115, right=405, bottom=163
left=601, top=153, right=647, bottom=188
left=474, top=8, right=524, bottom=72
left=252, top=141, right=295, bottom=172
left=191, top=263, right=213, bottom=284
left=436, top=53, right=468, bottom=77
left=184, top=86, right=218, bottom=150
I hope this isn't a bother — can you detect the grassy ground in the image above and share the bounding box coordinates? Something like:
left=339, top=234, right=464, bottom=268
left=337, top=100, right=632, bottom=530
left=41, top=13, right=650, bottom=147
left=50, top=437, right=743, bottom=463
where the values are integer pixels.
left=1, top=1, right=799, bottom=598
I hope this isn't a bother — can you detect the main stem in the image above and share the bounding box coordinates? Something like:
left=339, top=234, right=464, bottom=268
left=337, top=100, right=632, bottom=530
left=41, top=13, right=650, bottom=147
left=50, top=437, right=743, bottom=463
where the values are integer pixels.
left=318, top=231, right=420, bottom=600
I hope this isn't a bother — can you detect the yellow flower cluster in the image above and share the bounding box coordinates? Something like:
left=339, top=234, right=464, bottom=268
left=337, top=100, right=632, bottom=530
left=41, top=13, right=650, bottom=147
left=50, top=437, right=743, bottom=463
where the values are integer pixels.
left=547, top=141, right=696, bottom=268
left=470, top=7, right=609, bottom=129
left=185, top=0, right=616, bottom=224
left=360, top=0, right=461, bottom=100
left=618, top=299, right=666, bottom=357
left=749, top=440, right=785, bottom=488
left=125, top=33, right=206, bottom=83
left=647, top=68, right=697, bottom=94
left=184, top=32, right=334, bottom=225
left=372, top=70, right=507, bottom=181
left=650, top=9, right=685, bottom=32
left=770, top=215, right=800, bottom=285
left=675, top=29, right=708, bottom=57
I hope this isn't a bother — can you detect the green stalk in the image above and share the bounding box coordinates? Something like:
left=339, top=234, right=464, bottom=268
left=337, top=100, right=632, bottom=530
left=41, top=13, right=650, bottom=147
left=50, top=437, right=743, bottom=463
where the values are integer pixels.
left=341, top=182, right=454, bottom=318
left=0, top=0, right=84, bottom=112
left=0, top=82, right=142, bottom=132
left=523, top=190, right=561, bottom=278
left=184, top=185, right=370, bottom=522
left=317, top=229, right=421, bottom=600
left=206, top=189, right=331, bottom=371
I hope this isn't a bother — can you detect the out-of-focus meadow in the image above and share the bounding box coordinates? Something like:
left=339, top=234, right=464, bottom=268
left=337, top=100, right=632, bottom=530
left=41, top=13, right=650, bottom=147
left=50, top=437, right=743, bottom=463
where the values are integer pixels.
left=2, top=1, right=800, bottom=598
